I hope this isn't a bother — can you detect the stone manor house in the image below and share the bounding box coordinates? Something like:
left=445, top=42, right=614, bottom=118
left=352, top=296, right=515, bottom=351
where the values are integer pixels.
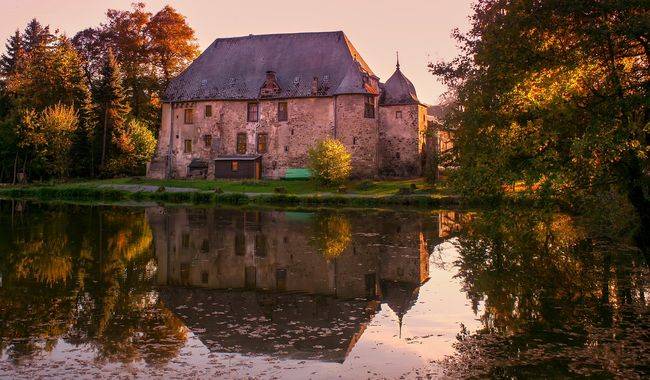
left=147, top=31, right=434, bottom=180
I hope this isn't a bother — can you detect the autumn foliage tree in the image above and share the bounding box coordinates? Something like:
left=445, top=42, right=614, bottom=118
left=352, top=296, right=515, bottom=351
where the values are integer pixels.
left=431, top=0, right=649, bottom=254
left=308, top=138, right=352, bottom=185
left=0, top=3, right=196, bottom=181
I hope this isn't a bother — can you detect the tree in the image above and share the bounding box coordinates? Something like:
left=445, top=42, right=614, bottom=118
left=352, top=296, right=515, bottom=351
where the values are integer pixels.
left=430, top=0, right=649, bottom=254
left=95, top=49, right=130, bottom=173
left=0, top=30, right=24, bottom=78
left=147, top=5, right=200, bottom=87
left=16, top=104, right=78, bottom=179
left=105, top=119, right=156, bottom=176
left=72, top=3, right=199, bottom=127
left=71, top=28, right=105, bottom=86
left=22, top=18, right=54, bottom=53
left=70, top=87, right=97, bottom=177
left=308, top=138, right=352, bottom=185
left=100, top=2, right=153, bottom=121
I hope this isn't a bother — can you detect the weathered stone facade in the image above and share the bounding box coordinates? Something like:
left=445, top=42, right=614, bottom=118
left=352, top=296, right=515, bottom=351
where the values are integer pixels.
left=147, top=32, right=428, bottom=180
left=378, top=104, right=428, bottom=176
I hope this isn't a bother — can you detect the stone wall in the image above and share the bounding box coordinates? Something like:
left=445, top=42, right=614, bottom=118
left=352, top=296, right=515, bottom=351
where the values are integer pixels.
left=378, top=104, right=428, bottom=177
left=334, top=94, right=379, bottom=178
left=150, top=95, right=386, bottom=179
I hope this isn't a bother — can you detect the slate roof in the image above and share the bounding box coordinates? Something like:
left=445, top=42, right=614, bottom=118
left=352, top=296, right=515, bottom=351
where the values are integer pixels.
left=164, top=31, right=379, bottom=102
left=380, top=67, right=421, bottom=106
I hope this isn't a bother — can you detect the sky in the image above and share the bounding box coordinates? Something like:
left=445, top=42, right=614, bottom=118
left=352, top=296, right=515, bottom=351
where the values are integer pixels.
left=0, top=0, right=474, bottom=105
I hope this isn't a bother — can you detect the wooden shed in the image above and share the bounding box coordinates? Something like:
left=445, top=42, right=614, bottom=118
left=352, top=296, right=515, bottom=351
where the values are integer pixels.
left=214, top=155, right=262, bottom=179
left=188, top=159, right=209, bottom=179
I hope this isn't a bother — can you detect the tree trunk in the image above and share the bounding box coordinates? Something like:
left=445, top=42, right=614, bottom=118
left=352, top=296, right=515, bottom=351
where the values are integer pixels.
left=625, top=156, right=650, bottom=261
left=101, top=104, right=108, bottom=169
left=12, top=151, right=18, bottom=185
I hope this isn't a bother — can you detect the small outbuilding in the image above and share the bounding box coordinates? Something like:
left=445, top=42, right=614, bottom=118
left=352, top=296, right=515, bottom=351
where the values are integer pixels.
left=214, top=155, right=262, bottom=180
left=188, top=159, right=209, bottom=179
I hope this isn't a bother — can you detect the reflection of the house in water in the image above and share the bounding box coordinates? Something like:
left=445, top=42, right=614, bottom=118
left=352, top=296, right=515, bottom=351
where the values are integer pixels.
left=147, top=208, right=462, bottom=363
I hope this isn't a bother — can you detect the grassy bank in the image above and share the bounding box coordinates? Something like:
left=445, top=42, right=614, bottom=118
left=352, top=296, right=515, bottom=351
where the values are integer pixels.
left=89, top=177, right=442, bottom=196
left=0, top=178, right=461, bottom=207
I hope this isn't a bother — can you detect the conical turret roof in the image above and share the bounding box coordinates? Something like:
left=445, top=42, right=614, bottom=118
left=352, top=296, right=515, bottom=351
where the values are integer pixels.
left=380, top=55, right=420, bottom=106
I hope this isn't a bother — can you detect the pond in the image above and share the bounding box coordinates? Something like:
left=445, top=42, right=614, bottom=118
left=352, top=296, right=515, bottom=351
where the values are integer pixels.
left=0, top=200, right=647, bottom=378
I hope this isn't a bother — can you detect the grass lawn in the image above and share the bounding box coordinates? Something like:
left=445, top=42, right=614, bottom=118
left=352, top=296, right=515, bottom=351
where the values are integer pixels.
left=29, top=177, right=449, bottom=197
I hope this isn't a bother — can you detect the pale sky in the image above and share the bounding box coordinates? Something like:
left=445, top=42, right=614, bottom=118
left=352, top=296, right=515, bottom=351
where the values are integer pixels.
left=0, top=0, right=473, bottom=105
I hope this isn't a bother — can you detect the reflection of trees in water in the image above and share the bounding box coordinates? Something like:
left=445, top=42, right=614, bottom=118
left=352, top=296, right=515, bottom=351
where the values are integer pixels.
left=310, top=212, right=352, bottom=260
left=0, top=203, right=186, bottom=365
left=442, top=204, right=648, bottom=378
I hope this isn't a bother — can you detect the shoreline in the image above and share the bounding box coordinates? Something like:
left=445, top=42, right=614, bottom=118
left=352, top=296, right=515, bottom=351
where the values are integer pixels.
left=0, top=184, right=464, bottom=208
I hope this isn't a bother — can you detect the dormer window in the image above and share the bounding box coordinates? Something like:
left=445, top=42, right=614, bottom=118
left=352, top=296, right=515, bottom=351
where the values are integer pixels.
left=364, top=95, right=375, bottom=118
left=396, top=110, right=402, bottom=119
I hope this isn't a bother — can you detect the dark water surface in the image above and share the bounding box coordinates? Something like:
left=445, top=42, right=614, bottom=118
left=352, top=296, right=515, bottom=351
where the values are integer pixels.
left=0, top=200, right=647, bottom=379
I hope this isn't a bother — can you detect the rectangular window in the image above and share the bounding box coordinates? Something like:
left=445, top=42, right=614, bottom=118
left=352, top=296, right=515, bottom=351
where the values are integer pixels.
left=235, top=232, right=246, bottom=255
left=205, top=105, right=212, bottom=117
left=247, top=102, right=259, bottom=122
left=201, top=271, right=209, bottom=284
left=184, top=139, right=192, bottom=153
left=276, top=268, right=287, bottom=291
left=231, top=161, right=239, bottom=172
left=203, top=134, right=212, bottom=148
left=364, top=96, right=375, bottom=118
left=182, top=233, right=190, bottom=248
left=257, top=133, right=268, bottom=153
left=396, top=110, right=402, bottom=119
left=236, top=133, right=247, bottom=154
left=201, top=239, right=210, bottom=253
left=255, top=234, right=267, bottom=257
left=184, top=109, right=194, bottom=124
left=277, top=102, right=288, bottom=121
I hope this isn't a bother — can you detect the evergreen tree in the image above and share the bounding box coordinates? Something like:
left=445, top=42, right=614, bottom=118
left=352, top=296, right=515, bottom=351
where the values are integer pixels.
left=95, top=49, right=130, bottom=173
left=70, top=82, right=97, bottom=177
left=0, top=30, right=24, bottom=78
left=22, top=19, right=54, bottom=53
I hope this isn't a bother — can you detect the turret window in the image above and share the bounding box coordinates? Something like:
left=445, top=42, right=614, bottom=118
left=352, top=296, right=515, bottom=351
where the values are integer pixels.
left=364, top=95, right=375, bottom=118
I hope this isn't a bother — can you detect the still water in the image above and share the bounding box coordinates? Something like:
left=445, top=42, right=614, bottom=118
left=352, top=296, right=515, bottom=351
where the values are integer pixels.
left=0, top=201, right=647, bottom=379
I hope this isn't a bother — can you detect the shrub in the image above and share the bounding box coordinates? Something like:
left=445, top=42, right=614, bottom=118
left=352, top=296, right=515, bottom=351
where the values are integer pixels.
left=356, top=180, right=374, bottom=191
left=308, top=138, right=351, bottom=185
left=274, top=187, right=287, bottom=194
left=397, top=186, right=413, bottom=195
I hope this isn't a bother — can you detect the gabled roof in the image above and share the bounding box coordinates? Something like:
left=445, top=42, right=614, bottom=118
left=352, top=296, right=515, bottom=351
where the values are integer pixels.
left=380, top=65, right=421, bottom=106
left=164, top=31, right=379, bottom=102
